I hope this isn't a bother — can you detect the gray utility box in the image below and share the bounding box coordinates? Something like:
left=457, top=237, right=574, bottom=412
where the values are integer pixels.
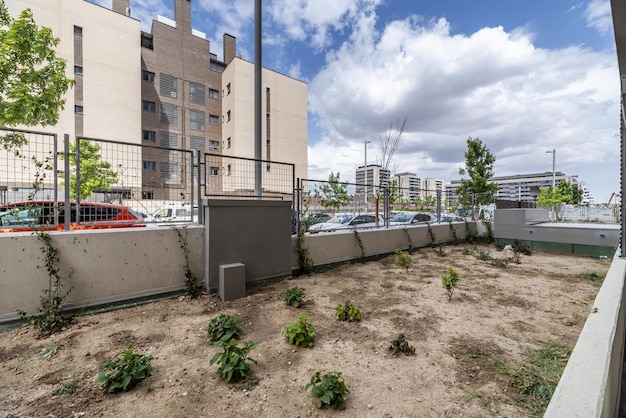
left=219, top=263, right=246, bottom=301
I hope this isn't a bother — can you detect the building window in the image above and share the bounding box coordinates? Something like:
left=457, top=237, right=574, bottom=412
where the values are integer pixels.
left=159, top=72, right=178, bottom=98
left=74, top=66, right=83, bottom=75
left=142, top=70, right=155, bottom=82
left=160, top=161, right=179, bottom=181
left=209, top=140, right=219, bottom=150
left=189, top=82, right=206, bottom=105
left=159, top=131, right=178, bottom=150
left=209, top=114, right=219, bottom=125
left=142, top=191, right=154, bottom=199
left=227, top=164, right=231, bottom=176
left=75, top=105, right=84, bottom=114
left=142, top=100, right=156, bottom=112
left=227, top=137, right=231, bottom=148
left=142, top=130, right=156, bottom=142
left=141, top=32, right=153, bottom=49
left=209, top=166, right=219, bottom=176
left=209, top=88, right=219, bottom=100
left=226, top=83, right=231, bottom=95
left=143, top=160, right=156, bottom=171
left=190, top=136, right=205, bottom=152
left=74, top=25, right=83, bottom=36
left=189, top=109, right=206, bottom=131
left=160, top=103, right=178, bottom=125
left=226, top=110, right=231, bottom=122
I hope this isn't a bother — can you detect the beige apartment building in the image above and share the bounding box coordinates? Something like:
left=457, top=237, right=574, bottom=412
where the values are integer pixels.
left=4, top=0, right=308, bottom=203
left=3, top=0, right=142, bottom=197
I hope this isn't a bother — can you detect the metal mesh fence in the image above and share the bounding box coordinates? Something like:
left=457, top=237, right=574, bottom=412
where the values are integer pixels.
left=202, top=153, right=295, bottom=201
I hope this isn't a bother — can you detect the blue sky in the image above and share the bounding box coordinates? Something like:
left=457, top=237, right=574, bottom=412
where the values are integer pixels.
left=94, top=0, right=620, bottom=202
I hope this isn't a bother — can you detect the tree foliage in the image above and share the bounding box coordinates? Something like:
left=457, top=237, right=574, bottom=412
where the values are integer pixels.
left=537, top=181, right=582, bottom=206
left=62, top=140, right=118, bottom=200
left=0, top=3, right=74, bottom=148
left=316, top=172, right=350, bottom=213
left=457, top=137, right=498, bottom=207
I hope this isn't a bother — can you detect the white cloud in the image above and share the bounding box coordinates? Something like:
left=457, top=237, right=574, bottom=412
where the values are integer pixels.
left=584, top=0, right=613, bottom=34
left=308, top=13, right=620, bottom=199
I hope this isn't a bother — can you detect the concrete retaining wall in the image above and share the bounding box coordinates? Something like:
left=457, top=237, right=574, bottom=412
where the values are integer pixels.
left=0, top=226, right=204, bottom=322
left=544, top=255, right=626, bottom=417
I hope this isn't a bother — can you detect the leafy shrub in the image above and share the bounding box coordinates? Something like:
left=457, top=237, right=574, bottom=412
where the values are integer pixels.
left=513, top=239, right=532, bottom=256
left=305, top=371, right=350, bottom=410
left=95, top=346, right=155, bottom=392
left=441, top=267, right=459, bottom=301
left=283, top=287, right=305, bottom=308
left=475, top=251, right=491, bottom=261
left=394, top=249, right=411, bottom=273
left=389, top=334, right=415, bottom=356
left=335, top=301, right=362, bottom=322
left=207, top=314, right=243, bottom=342
left=210, top=338, right=259, bottom=382
left=282, top=314, right=315, bottom=347
left=495, top=241, right=506, bottom=250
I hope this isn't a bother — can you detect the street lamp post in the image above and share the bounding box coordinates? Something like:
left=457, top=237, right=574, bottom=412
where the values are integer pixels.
left=546, top=149, right=556, bottom=188
left=364, top=140, right=371, bottom=211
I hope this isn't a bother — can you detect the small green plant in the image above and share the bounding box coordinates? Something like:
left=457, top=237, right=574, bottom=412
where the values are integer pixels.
left=490, top=257, right=508, bottom=268
left=95, top=346, right=155, bottom=392
left=389, top=334, right=415, bottom=356
left=305, top=371, right=350, bottom=410
left=207, top=314, right=243, bottom=342
left=283, top=287, right=305, bottom=308
left=394, top=249, right=411, bottom=273
left=579, top=272, right=603, bottom=283
left=462, top=247, right=471, bottom=255
left=442, top=267, right=459, bottom=301
left=210, top=338, right=259, bottom=382
left=54, top=381, right=77, bottom=395
left=475, top=251, right=491, bottom=261
left=282, top=313, right=315, bottom=347
left=40, top=345, right=57, bottom=360
left=335, top=300, right=362, bottom=322
left=495, top=241, right=506, bottom=250
left=353, top=230, right=365, bottom=261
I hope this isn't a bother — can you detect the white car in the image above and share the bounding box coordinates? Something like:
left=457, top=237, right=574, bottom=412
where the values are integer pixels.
left=308, top=213, right=382, bottom=232
left=389, top=212, right=432, bottom=226
left=153, top=204, right=199, bottom=222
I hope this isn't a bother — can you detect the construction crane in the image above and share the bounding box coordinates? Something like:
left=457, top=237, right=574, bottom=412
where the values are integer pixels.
left=607, top=192, right=621, bottom=206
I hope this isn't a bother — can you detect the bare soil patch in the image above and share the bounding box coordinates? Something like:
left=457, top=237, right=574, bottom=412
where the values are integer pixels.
left=0, top=243, right=610, bottom=417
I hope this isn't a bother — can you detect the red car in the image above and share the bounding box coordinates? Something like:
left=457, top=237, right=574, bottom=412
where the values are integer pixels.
left=0, top=201, right=144, bottom=232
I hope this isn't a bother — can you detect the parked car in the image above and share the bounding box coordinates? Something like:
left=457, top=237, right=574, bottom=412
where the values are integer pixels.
left=308, top=213, right=382, bottom=232
left=302, top=212, right=332, bottom=226
left=153, top=203, right=198, bottom=222
left=389, top=212, right=432, bottom=226
left=134, top=209, right=157, bottom=223
left=0, top=201, right=143, bottom=232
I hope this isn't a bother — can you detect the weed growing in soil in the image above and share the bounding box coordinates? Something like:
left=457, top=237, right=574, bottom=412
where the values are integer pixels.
left=578, top=272, right=604, bottom=283
left=442, top=267, right=459, bottom=301
left=283, top=287, right=305, bottom=308
left=95, top=346, right=155, bottom=392
left=210, top=338, right=259, bottom=382
left=335, top=300, right=362, bottom=322
left=305, top=371, right=350, bottom=410
left=40, top=345, right=57, bottom=359
left=54, top=381, right=77, bottom=395
left=207, top=314, right=243, bottom=342
left=513, top=240, right=532, bottom=256
left=282, top=313, right=315, bottom=347
left=389, top=334, right=415, bottom=356
left=394, top=249, right=411, bottom=273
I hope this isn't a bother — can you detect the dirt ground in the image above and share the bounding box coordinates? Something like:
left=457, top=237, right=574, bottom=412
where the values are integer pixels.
left=0, top=243, right=610, bottom=418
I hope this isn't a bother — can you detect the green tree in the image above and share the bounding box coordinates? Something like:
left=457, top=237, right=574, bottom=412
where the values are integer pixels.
left=0, top=3, right=74, bottom=149
left=388, top=178, right=401, bottom=204
left=316, top=172, right=350, bottom=213
left=537, top=181, right=582, bottom=206
left=457, top=137, right=498, bottom=207
left=63, top=140, right=118, bottom=200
